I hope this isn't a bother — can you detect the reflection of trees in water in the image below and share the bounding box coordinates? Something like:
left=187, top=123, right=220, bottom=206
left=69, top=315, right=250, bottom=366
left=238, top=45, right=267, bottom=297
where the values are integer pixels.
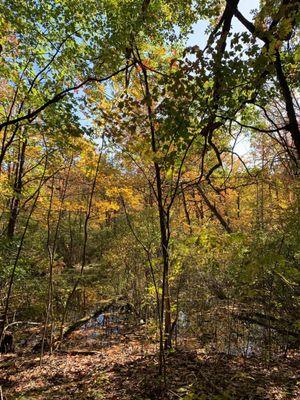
left=175, top=309, right=294, bottom=358
left=81, top=305, right=135, bottom=340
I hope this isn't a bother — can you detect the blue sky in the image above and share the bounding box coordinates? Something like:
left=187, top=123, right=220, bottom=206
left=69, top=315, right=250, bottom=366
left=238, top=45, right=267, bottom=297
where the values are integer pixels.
left=185, top=1, right=260, bottom=157
left=187, top=0, right=259, bottom=49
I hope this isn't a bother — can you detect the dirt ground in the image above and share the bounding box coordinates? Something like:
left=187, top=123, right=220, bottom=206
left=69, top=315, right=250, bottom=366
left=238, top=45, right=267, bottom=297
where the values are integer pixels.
left=0, top=326, right=299, bottom=400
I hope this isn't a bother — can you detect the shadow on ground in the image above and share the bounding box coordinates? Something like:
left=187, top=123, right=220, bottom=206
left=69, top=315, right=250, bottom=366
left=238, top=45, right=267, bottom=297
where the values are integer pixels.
left=1, top=348, right=299, bottom=399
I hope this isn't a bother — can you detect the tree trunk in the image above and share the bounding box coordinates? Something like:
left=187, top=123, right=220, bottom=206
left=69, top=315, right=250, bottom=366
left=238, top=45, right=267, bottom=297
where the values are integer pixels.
left=139, top=60, right=172, bottom=376
left=7, top=137, right=27, bottom=239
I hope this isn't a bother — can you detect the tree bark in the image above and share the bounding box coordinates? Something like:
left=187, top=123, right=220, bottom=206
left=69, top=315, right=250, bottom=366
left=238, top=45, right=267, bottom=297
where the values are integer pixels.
left=7, top=136, right=27, bottom=239
left=197, top=185, right=233, bottom=233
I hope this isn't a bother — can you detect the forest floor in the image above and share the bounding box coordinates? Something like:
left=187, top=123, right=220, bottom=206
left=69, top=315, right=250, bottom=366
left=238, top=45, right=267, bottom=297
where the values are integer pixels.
left=0, top=324, right=299, bottom=400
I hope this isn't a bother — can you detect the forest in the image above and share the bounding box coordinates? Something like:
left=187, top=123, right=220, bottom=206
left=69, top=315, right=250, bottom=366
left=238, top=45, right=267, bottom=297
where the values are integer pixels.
left=0, top=0, right=299, bottom=399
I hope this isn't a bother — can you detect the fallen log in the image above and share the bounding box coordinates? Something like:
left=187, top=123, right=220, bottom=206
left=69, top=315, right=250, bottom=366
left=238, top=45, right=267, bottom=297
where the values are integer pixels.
left=62, top=297, right=129, bottom=340
left=235, top=312, right=300, bottom=339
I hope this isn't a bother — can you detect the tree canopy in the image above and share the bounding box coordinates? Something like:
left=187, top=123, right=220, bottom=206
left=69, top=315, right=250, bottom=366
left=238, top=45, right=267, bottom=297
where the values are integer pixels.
left=0, top=1, right=299, bottom=399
